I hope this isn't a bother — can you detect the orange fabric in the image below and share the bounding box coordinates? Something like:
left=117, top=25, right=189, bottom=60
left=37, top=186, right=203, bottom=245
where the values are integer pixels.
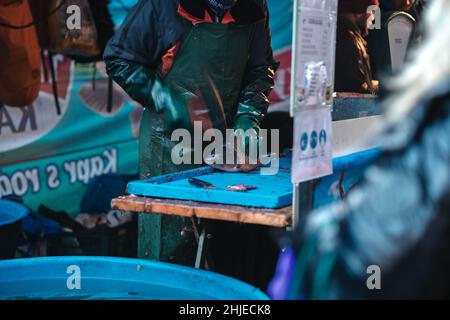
left=221, top=11, right=236, bottom=24
left=177, top=4, right=235, bottom=25
left=177, top=5, right=213, bottom=25
left=0, top=0, right=41, bottom=107
left=204, top=10, right=214, bottom=24
left=160, top=43, right=181, bottom=77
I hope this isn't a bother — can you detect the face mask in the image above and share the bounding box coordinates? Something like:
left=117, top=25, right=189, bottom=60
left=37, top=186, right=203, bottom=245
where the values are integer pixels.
left=206, top=0, right=238, bottom=15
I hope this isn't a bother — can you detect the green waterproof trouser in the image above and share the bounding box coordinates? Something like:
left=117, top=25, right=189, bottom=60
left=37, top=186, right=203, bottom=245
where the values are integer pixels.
left=138, top=21, right=250, bottom=265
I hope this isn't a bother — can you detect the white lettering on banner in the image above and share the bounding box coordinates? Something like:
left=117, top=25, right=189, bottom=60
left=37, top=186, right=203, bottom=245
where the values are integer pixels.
left=46, top=165, right=61, bottom=189
left=64, top=162, right=77, bottom=184
left=0, top=105, right=37, bottom=135
left=77, top=159, right=90, bottom=184
left=102, top=149, right=117, bottom=174
left=12, top=172, right=29, bottom=196
left=63, top=148, right=118, bottom=185
left=0, top=169, right=40, bottom=198
left=0, top=175, right=13, bottom=196
left=0, top=148, right=118, bottom=197
left=90, top=156, right=104, bottom=178
left=25, top=169, right=40, bottom=193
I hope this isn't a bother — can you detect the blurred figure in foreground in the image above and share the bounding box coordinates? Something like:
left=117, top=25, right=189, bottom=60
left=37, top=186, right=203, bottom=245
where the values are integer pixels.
left=334, top=0, right=380, bottom=94
left=270, top=0, right=450, bottom=299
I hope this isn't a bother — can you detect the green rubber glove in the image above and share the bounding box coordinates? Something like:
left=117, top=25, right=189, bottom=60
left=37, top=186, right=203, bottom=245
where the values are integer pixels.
left=103, top=57, right=192, bottom=130
left=151, top=78, right=192, bottom=130
left=233, top=116, right=260, bottom=160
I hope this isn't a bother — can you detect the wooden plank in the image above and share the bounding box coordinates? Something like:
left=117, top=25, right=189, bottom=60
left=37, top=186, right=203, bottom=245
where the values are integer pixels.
left=112, top=195, right=292, bottom=228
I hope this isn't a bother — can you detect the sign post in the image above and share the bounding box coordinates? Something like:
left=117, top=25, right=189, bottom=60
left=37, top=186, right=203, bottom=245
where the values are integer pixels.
left=290, top=0, right=338, bottom=228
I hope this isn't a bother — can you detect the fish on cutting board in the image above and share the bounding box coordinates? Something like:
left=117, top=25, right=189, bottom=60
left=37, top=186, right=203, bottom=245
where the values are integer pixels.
left=226, top=184, right=257, bottom=192
left=188, top=178, right=217, bottom=189
left=188, top=178, right=257, bottom=192
left=205, top=144, right=276, bottom=173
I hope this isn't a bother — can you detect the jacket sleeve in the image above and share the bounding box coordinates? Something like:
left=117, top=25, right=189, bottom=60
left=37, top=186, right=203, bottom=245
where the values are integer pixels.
left=289, top=100, right=450, bottom=299
left=104, top=0, right=171, bottom=66
left=103, top=0, right=182, bottom=108
left=103, top=0, right=158, bottom=108
left=234, top=0, right=280, bottom=126
left=105, top=57, right=158, bottom=108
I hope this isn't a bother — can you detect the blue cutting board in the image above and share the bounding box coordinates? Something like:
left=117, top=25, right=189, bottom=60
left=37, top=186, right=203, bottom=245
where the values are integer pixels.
left=126, top=157, right=293, bottom=209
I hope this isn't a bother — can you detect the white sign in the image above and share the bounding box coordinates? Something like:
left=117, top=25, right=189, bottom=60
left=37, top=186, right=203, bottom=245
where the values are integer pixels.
left=291, top=108, right=332, bottom=183
left=290, top=0, right=338, bottom=114
left=290, top=0, right=337, bottom=183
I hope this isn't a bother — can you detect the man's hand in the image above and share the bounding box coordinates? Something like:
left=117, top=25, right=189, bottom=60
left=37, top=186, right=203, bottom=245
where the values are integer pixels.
left=233, top=116, right=260, bottom=160
left=150, top=78, right=191, bottom=129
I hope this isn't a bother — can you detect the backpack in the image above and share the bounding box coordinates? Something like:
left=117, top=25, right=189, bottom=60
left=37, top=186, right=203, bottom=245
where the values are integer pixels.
left=0, top=0, right=41, bottom=107
left=69, top=0, right=115, bottom=63
left=46, top=0, right=100, bottom=58
left=28, top=0, right=116, bottom=114
left=29, top=0, right=114, bottom=62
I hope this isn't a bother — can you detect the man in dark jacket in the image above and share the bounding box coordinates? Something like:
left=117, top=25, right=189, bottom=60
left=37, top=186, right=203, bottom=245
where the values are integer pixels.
left=104, top=0, right=278, bottom=265
left=335, top=0, right=379, bottom=94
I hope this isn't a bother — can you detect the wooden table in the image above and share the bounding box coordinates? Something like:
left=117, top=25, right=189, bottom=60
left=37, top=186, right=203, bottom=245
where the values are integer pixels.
left=112, top=195, right=292, bottom=227
left=112, top=195, right=292, bottom=268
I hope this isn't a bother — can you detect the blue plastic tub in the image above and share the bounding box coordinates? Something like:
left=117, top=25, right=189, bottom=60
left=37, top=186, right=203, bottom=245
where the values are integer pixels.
left=0, top=200, right=29, bottom=259
left=0, top=257, right=269, bottom=300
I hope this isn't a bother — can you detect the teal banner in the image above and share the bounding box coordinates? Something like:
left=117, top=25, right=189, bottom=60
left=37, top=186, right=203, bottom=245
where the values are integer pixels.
left=0, top=0, right=293, bottom=216
left=0, top=1, right=142, bottom=216
left=0, top=60, right=141, bottom=216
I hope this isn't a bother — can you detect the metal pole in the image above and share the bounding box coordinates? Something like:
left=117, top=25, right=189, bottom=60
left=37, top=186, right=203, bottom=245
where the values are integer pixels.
left=291, top=183, right=300, bottom=230
left=290, top=0, right=299, bottom=117
left=292, top=181, right=315, bottom=230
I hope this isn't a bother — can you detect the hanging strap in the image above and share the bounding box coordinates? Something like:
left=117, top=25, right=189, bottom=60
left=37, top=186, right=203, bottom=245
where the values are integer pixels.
left=107, top=76, right=113, bottom=113
left=91, top=62, right=97, bottom=90
left=41, top=50, right=49, bottom=83
left=48, top=51, right=61, bottom=115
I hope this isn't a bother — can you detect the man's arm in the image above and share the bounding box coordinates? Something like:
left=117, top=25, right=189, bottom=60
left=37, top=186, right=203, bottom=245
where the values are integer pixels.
left=234, top=0, right=280, bottom=131
left=105, top=58, right=157, bottom=108
left=104, top=0, right=181, bottom=108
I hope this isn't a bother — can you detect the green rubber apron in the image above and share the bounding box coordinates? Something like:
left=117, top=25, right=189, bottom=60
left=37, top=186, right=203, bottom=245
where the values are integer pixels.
left=138, top=20, right=250, bottom=264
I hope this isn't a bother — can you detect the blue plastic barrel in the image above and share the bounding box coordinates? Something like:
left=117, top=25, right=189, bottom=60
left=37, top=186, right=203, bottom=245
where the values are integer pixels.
left=0, top=200, right=29, bottom=259
left=0, top=257, right=269, bottom=300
